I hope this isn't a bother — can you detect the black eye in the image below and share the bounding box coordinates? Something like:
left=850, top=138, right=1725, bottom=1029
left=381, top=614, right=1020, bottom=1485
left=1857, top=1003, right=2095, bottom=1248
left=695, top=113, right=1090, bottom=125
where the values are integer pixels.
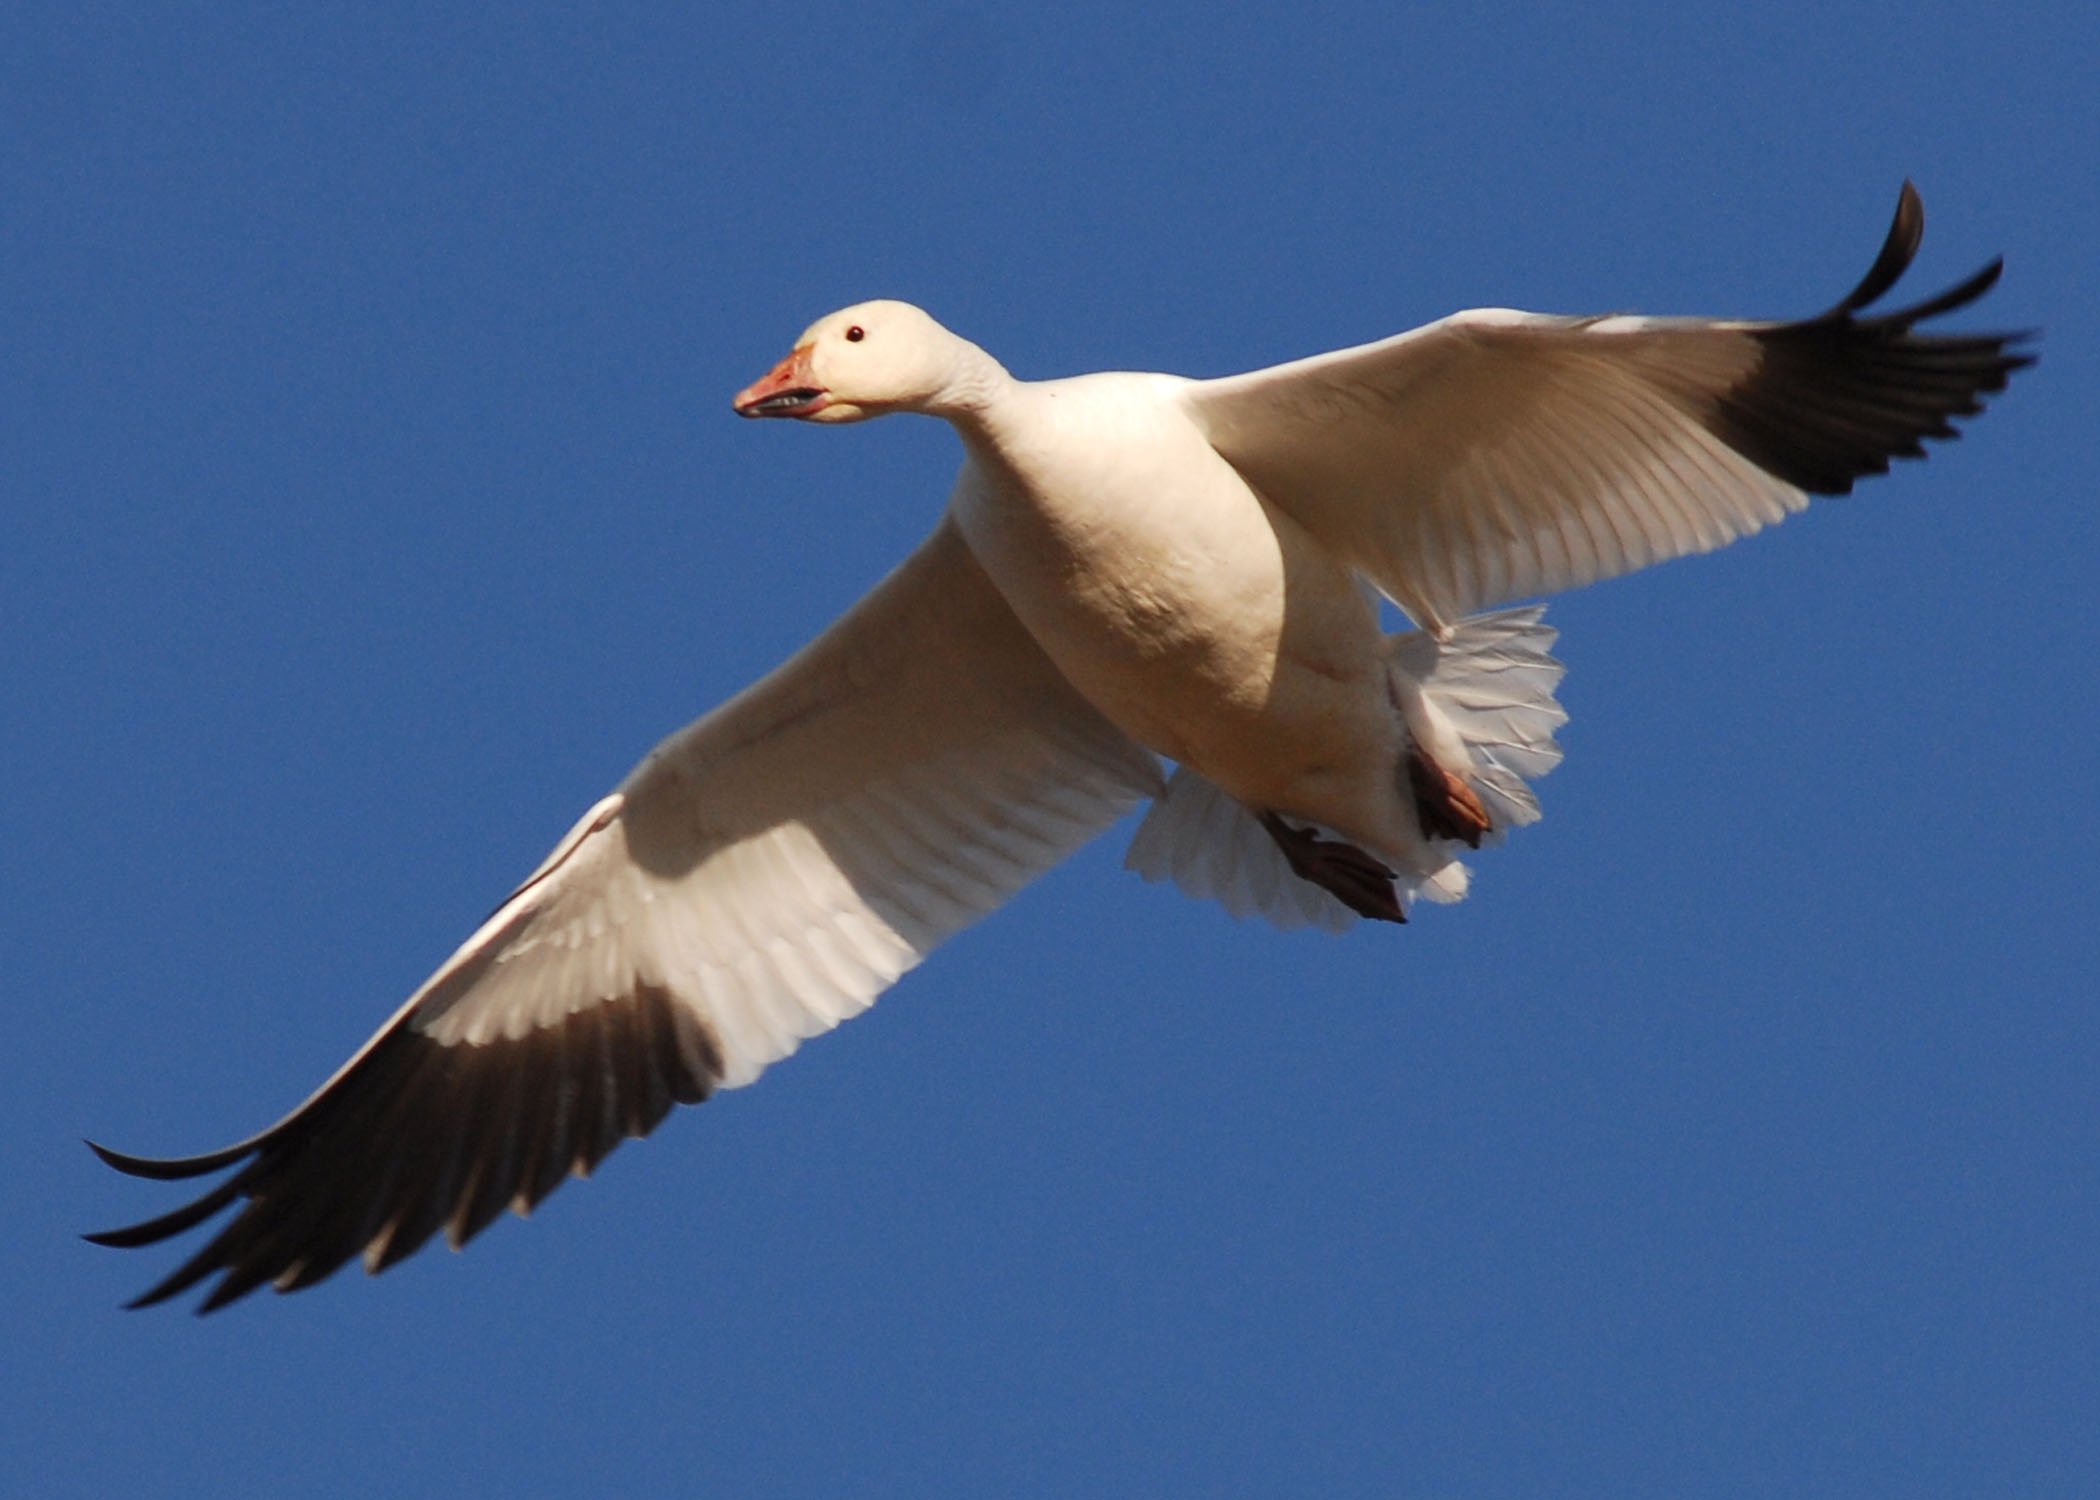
left=845, top=325, right=865, bottom=342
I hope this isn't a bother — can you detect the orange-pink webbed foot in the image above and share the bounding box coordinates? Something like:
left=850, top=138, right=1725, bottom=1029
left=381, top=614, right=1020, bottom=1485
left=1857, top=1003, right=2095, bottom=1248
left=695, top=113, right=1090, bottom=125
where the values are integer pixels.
left=1257, top=812, right=1407, bottom=924
left=1406, top=748, right=1491, bottom=849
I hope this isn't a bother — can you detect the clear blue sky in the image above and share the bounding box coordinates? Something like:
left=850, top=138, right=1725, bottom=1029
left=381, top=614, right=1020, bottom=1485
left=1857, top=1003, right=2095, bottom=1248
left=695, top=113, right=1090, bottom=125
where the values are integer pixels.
left=7, top=4, right=2096, bottom=1496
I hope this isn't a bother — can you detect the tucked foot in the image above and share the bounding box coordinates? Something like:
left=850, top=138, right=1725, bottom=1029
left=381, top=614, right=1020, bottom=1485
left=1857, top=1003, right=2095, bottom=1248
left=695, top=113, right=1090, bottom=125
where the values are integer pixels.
left=1406, top=748, right=1491, bottom=848
left=1258, top=812, right=1407, bottom=924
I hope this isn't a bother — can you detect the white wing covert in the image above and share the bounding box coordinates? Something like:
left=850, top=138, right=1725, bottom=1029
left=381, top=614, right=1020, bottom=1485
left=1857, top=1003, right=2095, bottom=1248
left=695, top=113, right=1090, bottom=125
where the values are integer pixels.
left=1184, top=183, right=2031, bottom=631
left=88, top=519, right=1161, bottom=1310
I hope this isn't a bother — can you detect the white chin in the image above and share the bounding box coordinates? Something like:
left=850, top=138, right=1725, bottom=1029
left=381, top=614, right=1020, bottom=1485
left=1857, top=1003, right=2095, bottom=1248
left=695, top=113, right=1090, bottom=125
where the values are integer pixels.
left=807, top=402, right=869, bottom=424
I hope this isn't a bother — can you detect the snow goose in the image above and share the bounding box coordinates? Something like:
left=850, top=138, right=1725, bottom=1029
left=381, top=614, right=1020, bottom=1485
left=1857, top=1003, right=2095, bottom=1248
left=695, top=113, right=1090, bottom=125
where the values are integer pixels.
left=88, top=182, right=2028, bottom=1310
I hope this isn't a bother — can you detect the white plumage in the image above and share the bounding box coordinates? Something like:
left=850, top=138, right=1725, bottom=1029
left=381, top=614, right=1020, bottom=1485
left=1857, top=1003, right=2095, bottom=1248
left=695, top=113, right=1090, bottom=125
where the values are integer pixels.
left=89, top=183, right=2027, bottom=1310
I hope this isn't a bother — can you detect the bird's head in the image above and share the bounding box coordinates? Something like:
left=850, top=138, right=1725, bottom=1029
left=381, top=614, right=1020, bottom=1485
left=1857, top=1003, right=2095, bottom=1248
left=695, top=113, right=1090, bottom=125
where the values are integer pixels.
left=733, top=300, right=972, bottom=424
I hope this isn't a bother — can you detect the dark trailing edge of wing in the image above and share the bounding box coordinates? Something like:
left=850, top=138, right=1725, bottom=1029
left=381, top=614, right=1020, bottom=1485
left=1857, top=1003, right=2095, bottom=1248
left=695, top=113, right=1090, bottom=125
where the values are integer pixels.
left=1705, top=180, right=2034, bottom=497
left=86, top=986, right=725, bottom=1313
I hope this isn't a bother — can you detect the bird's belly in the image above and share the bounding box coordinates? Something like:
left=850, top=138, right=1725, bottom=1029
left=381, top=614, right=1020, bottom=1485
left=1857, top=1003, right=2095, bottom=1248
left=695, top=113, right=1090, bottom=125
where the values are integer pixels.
left=949, top=442, right=1387, bottom=807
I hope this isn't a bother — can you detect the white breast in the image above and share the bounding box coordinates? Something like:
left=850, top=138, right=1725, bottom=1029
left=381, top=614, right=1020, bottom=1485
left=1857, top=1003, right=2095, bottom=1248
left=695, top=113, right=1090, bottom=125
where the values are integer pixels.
left=946, top=372, right=1386, bottom=803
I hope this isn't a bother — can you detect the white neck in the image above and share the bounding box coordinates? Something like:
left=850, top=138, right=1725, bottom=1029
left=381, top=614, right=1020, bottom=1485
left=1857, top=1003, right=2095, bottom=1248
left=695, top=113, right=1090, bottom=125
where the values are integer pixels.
left=923, top=338, right=1016, bottom=427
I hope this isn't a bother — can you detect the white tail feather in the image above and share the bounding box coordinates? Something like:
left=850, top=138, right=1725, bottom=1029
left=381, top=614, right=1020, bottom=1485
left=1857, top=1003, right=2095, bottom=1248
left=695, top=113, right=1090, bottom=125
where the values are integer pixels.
left=1125, top=768, right=1359, bottom=932
left=1392, top=605, right=1567, bottom=839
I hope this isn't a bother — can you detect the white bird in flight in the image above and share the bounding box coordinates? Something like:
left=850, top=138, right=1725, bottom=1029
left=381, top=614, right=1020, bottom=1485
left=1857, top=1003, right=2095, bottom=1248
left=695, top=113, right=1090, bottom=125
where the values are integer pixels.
left=89, top=183, right=2028, bottom=1311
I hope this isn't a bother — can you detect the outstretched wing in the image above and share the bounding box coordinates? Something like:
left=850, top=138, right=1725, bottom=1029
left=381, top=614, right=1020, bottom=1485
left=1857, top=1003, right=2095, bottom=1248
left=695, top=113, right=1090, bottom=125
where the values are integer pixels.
left=1184, top=182, right=2033, bottom=631
left=87, top=518, right=1162, bottom=1311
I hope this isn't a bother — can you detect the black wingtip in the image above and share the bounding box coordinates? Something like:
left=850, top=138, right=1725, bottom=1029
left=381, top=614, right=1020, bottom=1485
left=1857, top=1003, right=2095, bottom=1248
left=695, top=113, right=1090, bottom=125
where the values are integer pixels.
left=1817, top=180, right=1926, bottom=320
left=86, top=1135, right=256, bottom=1181
left=1703, top=181, right=2031, bottom=499
left=127, top=1263, right=214, bottom=1312
left=1809, top=186, right=2026, bottom=337
left=84, top=1177, right=245, bottom=1250
left=87, top=982, right=729, bottom=1311
left=1880, top=255, right=2005, bottom=326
